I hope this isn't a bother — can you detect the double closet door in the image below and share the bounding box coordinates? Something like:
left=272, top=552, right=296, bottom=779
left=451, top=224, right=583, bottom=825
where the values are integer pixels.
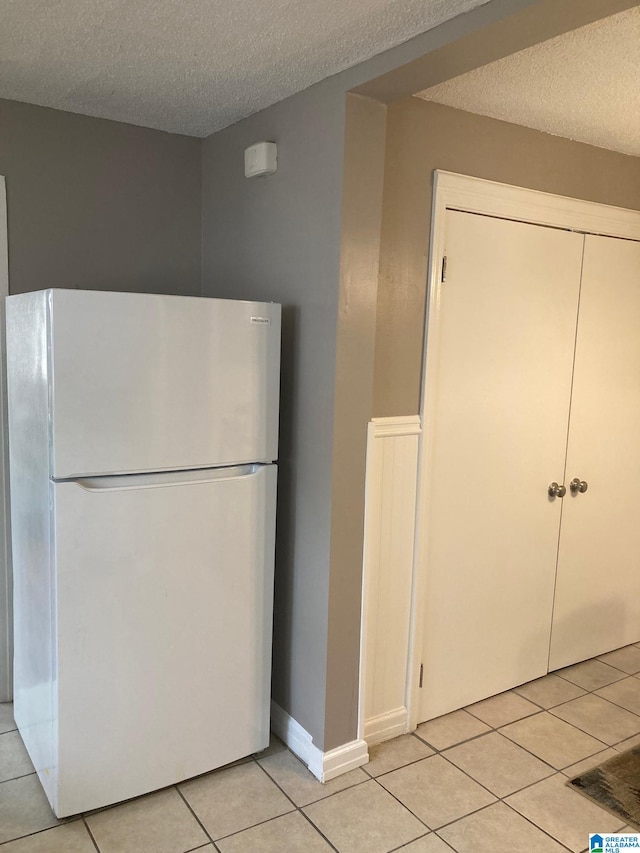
left=419, top=208, right=640, bottom=723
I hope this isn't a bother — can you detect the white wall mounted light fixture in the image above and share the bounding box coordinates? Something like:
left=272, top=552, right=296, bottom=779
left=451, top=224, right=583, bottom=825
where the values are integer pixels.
left=244, top=142, right=277, bottom=178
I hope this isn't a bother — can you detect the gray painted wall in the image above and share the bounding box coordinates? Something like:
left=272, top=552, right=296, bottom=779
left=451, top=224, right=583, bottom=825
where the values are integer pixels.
left=201, top=83, right=345, bottom=748
left=0, top=99, right=202, bottom=700
left=0, top=98, right=202, bottom=296
left=201, top=0, right=542, bottom=751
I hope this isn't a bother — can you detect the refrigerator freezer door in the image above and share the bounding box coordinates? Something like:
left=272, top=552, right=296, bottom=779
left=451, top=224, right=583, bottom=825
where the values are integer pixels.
left=51, top=464, right=276, bottom=817
left=47, top=290, right=280, bottom=478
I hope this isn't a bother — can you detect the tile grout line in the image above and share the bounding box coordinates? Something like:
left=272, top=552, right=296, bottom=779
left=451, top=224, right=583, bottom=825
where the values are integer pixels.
left=0, top=770, right=38, bottom=785
left=0, top=818, right=79, bottom=848
left=470, top=684, right=611, bottom=715
left=250, top=754, right=298, bottom=808
left=510, top=689, right=588, bottom=713
left=208, top=804, right=332, bottom=850
left=439, top=745, right=561, bottom=799
left=297, top=806, right=342, bottom=852
left=471, top=799, right=576, bottom=853
left=582, top=684, right=640, bottom=719
left=414, top=722, right=510, bottom=753
left=189, top=758, right=338, bottom=850
left=174, top=784, right=219, bottom=850
left=81, top=815, right=101, bottom=853
left=464, top=695, right=544, bottom=723
left=553, top=663, right=634, bottom=690
left=370, top=772, right=433, bottom=833
left=546, top=701, right=640, bottom=749
left=497, top=722, right=610, bottom=768
left=363, top=747, right=437, bottom=781
left=252, top=756, right=342, bottom=852
left=255, top=748, right=372, bottom=807
left=387, top=830, right=444, bottom=852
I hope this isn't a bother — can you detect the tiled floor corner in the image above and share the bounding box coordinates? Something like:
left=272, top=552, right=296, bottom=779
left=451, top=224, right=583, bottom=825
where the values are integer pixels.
left=2, top=645, right=640, bottom=851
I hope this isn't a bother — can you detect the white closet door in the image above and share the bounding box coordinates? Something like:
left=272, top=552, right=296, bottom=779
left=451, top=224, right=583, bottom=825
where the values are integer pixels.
left=549, top=236, right=640, bottom=671
left=419, top=210, right=583, bottom=722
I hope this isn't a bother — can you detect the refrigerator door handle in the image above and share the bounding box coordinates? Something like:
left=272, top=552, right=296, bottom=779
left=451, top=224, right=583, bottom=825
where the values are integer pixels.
left=57, top=464, right=267, bottom=492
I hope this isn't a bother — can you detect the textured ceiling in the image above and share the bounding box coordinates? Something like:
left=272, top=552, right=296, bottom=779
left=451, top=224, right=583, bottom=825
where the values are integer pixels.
left=416, top=7, right=640, bottom=157
left=0, top=0, right=489, bottom=137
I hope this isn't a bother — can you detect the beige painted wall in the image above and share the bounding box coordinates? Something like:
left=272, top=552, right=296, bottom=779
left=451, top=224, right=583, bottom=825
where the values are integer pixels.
left=373, top=98, right=640, bottom=417
left=326, top=94, right=386, bottom=747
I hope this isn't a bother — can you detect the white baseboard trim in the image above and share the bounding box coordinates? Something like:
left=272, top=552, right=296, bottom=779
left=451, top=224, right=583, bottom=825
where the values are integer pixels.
left=312, top=737, right=370, bottom=783
left=270, top=701, right=317, bottom=766
left=271, top=701, right=369, bottom=782
left=364, top=707, right=409, bottom=746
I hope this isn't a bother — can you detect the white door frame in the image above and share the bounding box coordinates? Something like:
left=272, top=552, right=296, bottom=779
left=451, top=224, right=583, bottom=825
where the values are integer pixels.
left=0, top=176, right=11, bottom=702
left=408, top=171, right=640, bottom=729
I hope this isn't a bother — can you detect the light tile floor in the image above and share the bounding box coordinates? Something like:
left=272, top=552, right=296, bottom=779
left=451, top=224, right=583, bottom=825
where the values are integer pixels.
left=2, top=645, right=640, bottom=852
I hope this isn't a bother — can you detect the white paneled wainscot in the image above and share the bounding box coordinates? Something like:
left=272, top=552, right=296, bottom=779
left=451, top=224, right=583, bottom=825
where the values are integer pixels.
left=359, top=416, right=421, bottom=745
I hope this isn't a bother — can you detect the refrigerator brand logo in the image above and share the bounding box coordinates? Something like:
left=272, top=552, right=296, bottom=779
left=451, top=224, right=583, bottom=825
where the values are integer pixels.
left=250, top=317, right=271, bottom=325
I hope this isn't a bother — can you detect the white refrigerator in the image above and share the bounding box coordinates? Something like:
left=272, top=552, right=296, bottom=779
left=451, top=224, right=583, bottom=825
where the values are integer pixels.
left=6, top=288, right=281, bottom=817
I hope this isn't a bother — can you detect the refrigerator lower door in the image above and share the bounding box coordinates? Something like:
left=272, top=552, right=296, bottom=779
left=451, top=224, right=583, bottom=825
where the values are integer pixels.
left=49, top=464, right=276, bottom=817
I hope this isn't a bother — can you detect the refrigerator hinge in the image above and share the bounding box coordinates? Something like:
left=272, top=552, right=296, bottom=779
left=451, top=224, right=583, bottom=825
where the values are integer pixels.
left=419, top=664, right=424, bottom=689
left=441, top=256, right=448, bottom=283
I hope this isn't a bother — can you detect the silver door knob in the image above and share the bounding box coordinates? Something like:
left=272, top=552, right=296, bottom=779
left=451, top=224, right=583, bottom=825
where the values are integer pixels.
left=570, top=478, right=588, bottom=494
left=548, top=482, right=566, bottom=498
